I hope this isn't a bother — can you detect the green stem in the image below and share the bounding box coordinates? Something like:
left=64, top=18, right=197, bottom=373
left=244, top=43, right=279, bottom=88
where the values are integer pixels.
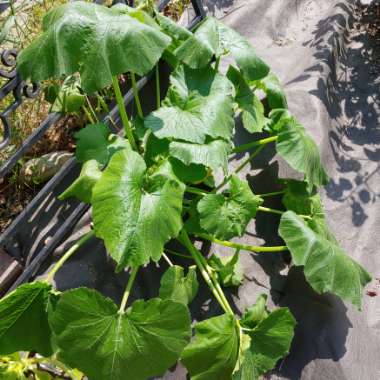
left=186, top=186, right=207, bottom=196
left=162, top=252, right=174, bottom=267
left=165, top=248, right=193, bottom=260
left=258, top=206, right=312, bottom=220
left=82, top=105, right=95, bottom=124
left=258, top=190, right=286, bottom=197
left=111, top=75, right=137, bottom=151
left=86, top=96, right=99, bottom=123
left=130, top=72, right=143, bottom=118
left=233, top=135, right=278, bottom=154
left=119, top=266, right=139, bottom=314
left=45, top=231, right=94, bottom=284
left=96, top=92, right=110, bottom=113
left=215, top=145, right=265, bottom=191
left=198, top=233, right=288, bottom=253
left=214, top=57, right=220, bottom=71
left=155, top=64, right=161, bottom=109
left=179, top=230, right=234, bottom=316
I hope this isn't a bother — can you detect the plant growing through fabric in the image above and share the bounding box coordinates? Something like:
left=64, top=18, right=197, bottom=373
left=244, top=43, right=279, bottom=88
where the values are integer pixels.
left=0, top=1, right=372, bottom=379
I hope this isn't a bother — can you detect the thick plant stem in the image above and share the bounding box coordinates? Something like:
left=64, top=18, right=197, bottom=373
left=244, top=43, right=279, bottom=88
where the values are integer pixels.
left=198, top=233, right=288, bottom=253
left=119, top=266, right=139, bottom=314
left=130, top=72, right=143, bottom=118
left=233, top=135, right=278, bottom=154
left=45, top=231, right=94, bottom=284
left=179, top=230, right=234, bottom=316
left=258, top=206, right=312, bottom=220
left=155, top=64, right=160, bottom=109
left=186, top=186, right=207, bottom=196
left=111, top=75, right=137, bottom=151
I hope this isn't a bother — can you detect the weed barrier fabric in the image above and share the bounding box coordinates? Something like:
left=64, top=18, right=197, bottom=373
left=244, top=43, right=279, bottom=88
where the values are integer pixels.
left=29, top=0, right=380, bottom=379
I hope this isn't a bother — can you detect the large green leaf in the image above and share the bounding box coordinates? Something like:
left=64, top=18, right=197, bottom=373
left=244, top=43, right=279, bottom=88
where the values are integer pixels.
left=75, top=123, right=128, bottom=167
left=181, top=313, right=239, bottom=380
left=175, top=17, right=269, bottom=81
left=233, top=308, right=296, bottom=380
left=145, top=65, right=234, bottom=144
left=50, top=288, right=191, bottom=380
left=159, top=265, right=199, bottom=305
left=0, top=282, right=54, bottom=356
left=197, top=175, right=263, bottom=240
left=276, top=119, right=329, bottom=192
left=17, top=1, right=171, bottom=93
left=279, top=211, right=371, bottom=308
left=59, top=159, right=102, bottom=204
left=227, top=66, right=266, bottom=133
left=92, top=147, right=184, bottom=270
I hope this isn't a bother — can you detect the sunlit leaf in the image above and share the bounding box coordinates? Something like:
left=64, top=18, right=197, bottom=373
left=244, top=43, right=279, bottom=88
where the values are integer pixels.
left=208, top=251, right=243, bottom=287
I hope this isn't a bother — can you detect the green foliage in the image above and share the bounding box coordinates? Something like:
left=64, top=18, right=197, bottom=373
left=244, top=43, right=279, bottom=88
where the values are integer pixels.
left=3, top=3, right=372, bottom=380
left=50, top=288, right=191, bottom=380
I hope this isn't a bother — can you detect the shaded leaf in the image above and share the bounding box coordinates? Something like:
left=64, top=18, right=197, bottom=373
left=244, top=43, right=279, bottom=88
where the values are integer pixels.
left=233, top=308, right=296, bottom=380
left=92, top=147, right=184, bottom=270
left=0, top=282, right=53, bottom=356
left=197, top=175, right=263, bottom=240
left=75, top=123, right=127, bottom=166
left=176, top=17, right=269, bottom=80
left=276, top=119, right=329, bottom=192
left=50, top=288, right=191, bottom=380
left=208, top=251, right=243, bottom=287
left=240, top=294, right=269, bottom=329
left=145, top=65, right=234, bottom=144
left=227, top=66, right=265, bottom=133
left=265, top=108, right=292, bottom=132
left=181, top=313, right=239, bottom=380
left=279, top=211, right=371, bottom=308
left=51, top=75, right=85, bottom=113
left=18, top=1, right=171, bottom=93
left=59, top=159, right=102, bottom=204
left=255, top=72, right=287, bottom=110
left=159, top=265, right=199, bottom=305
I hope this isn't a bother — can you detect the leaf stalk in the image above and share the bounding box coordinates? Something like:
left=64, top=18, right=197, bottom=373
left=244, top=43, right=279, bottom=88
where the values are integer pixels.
left=130, top=72, right=144, bottom=118
left=119, top=266, right=139, bottom=314
left=233, top=135, right=278, bottom=153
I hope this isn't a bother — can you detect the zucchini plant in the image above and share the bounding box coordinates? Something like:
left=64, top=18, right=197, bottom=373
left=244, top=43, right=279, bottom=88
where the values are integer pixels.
left=0, top=2, right=371, bottom=379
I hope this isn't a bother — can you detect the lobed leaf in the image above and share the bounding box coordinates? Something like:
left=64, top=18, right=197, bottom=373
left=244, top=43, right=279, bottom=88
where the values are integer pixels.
left=233, top=308, right=296, bottom=380
left=208, top=250, right=243, bottom=287
left=159, top=265, right=199, bottom=305
left=279, top=211, right=371, bottom=309
left=175, top=17, right=269, bottom=81
left=254, top=72, right=288, bottom=110
left=240, top=294, right=269, bottom=329
left=0, top=282, right=54, bottom=357
left=50, top=288, right=191, bottom=380
left=197, top=175, right=263, bottom=240
left=17, top=1, right=171, bottom=93
left=92, top=147, right=185, bottom=270
left=181, top=313, right=239, bottom=380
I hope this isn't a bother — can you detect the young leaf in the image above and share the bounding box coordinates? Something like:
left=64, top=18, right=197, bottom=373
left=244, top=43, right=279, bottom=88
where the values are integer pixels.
left=0, top=282, right=54, bottom=357
left=265, top=108, right=293, bottom=132
left=227, top=66, right=266, bottom=133
left=181, top=313, right=239, bottom=380
left=159, top=265, right=199, bottom=305
left=145, top=65, right=234, bottom=144
left=175, top=17, right=269, bottom=80
left=233, top=308, right=296, bottom=380
left=240, top=294, right=269, bottom=329
left=50, top=75, right=85, bottom=113
left=17, top=1, right=171, bottom=93
left=50, top=288, right=191, bottom=380
left=276, top=119, right=329, bottom=192
left=92, top=147, right=184, bottom=270
left=197, top=175, right=263, bottom=240
left=279, top=211, right=371, bottom=309
left=208, top=250, right=243, bottom=287
left=75, top=123, right=128, bottom=166
left=255, top=72, right=288, bottom=110
left=59, top=159, right=102, bottom=204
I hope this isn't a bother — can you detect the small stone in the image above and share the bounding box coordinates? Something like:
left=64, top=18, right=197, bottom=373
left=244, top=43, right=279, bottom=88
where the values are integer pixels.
left=20, top=151, right=73, bottom=185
